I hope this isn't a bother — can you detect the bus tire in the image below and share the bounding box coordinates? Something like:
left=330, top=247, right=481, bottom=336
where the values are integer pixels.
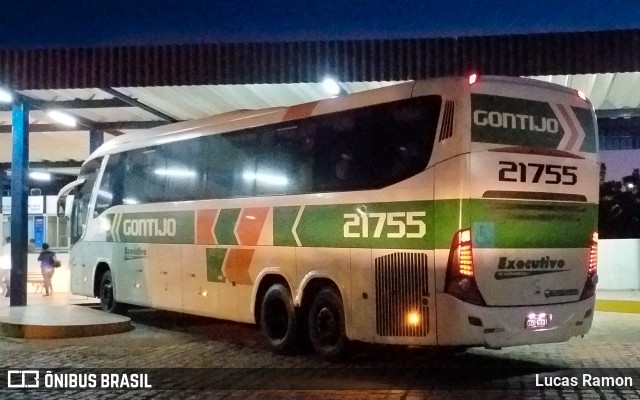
left=260, top=283, right=298, bottom=354
left=308, top=287, right=348, bottom=362
left=99, top=271, right=126, bottom=315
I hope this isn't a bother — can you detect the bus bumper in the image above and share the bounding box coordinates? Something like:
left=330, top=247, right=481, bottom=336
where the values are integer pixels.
left=436, top=293, right=596, bottom=348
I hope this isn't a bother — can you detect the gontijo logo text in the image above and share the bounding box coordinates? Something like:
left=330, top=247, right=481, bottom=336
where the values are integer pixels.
left=122, top=218, right=176, bottom=237
left=108, top=211, right=194, bottom=244
left=473, top=110, right=559, bottom=134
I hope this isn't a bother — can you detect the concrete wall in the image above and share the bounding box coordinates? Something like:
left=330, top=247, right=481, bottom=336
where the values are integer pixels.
left=598, top=239, right=640, bottom=290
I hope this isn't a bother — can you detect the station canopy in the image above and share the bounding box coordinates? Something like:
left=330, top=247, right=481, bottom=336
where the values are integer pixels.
left=1, top=29, right=640, bottom=176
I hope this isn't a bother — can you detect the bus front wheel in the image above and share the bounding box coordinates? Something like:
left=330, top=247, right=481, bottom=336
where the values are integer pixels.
left=99, top=271, right=126, bottom=314
left=260, top=283, right=298, bottom=354
left=308, top=287, right=348, bottom=362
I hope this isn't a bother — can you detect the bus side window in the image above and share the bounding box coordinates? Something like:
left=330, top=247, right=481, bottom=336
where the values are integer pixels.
left=254, top=128, right=306, bottom=196
left=95, top=153, right=125, bottom=215
left=71, top=157, right=102, bottom=243
left=156, top=140, right=203, bottom=202
left=295, top=123, right=316, bottom=193
left=313, top=111, right=373, bottom=192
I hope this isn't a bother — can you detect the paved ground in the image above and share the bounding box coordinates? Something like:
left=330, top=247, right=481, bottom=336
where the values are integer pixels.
left=0, top=302, right=639, bottom=399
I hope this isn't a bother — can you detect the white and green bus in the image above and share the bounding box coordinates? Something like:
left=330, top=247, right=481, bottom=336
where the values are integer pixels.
left=58, top=75, right=599, bottom=360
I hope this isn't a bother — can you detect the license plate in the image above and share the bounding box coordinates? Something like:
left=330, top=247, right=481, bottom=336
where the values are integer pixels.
left=525, top=313, right=551, bottom=329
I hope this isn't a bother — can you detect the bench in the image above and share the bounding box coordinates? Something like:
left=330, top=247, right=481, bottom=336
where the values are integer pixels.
left=27, top=273, right=45, bottom=293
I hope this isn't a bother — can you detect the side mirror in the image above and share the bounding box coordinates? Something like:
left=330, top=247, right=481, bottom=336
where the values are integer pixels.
left=57, top=178, right=85, bottom=219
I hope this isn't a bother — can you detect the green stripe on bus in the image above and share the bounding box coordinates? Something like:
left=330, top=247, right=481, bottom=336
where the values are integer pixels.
left=274, top=199, right=596, bottom=250
left=275, top=201, right=433, bottom=249
left=105, top=198, right=595, bottom=249
left=433, top=199, right=471, bottom=249
left=206, top=248, right=227, bottom=283
left=273, top=206, right=300, bottom=247
left=214, top=208, right=240, bottom=245
left=468, top=199, right=597, bottom=249
left=108, top=211, right=194, bottom=244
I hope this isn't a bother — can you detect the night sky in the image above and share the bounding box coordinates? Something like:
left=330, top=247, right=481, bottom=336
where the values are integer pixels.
left=1, top=0, right=640, bottom=48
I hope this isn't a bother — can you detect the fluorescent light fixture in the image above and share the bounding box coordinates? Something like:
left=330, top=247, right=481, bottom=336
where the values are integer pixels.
left=29, top=171, right=51, bottom=181
left=47, top=110, right=77, bottom=127
left=243, top=171, right=288, bottom=186
left=154, top=168, right=196, bottom=177
left=98, top=190, right=138, bottom=205
left=0, top=88, right=13, bottom=103
left=322, top=77, right=341, bottom=96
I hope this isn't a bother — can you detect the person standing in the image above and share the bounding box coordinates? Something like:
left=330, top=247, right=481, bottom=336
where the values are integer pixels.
left=37, top=243, right=57, bottom=296
left=1, top=237, right=11, bottom=297
left=27, top=239, right=37, bottom=253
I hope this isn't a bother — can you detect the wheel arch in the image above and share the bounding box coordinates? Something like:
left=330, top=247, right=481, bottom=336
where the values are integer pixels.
left=93, top=262, right=111, bottom=297
left=252, top=269, right=294, bottom=325
left=298, top=275, right=343, bottom=322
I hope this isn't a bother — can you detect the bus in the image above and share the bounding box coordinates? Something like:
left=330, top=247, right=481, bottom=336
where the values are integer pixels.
left=58, top=75, right=599, bottom=361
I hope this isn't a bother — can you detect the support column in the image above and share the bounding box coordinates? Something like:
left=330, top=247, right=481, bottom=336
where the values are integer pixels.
left=10, top=101, right=29, bottom=306
left=89, top=129, right=104, bottom=153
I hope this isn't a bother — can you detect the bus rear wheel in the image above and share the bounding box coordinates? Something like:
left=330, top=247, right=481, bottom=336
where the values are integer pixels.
left=260, top=283, right=298, bottom=354
left=308, top=287, right=348, bottom=362
left=99, top=271, right=126, bottom=314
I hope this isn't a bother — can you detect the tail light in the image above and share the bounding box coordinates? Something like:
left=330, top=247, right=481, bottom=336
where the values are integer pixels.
left=580, top=231, right=599, bottom=300
left=445, top=228, right=486, bottom=306
left=468, top=73, right=479, bottom=85
left=588, top=232, right=598, bottom=275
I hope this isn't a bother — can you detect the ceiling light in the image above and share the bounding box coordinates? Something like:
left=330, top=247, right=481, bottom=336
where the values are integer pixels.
left=154, top=168, right=196, bottom=177
left=47, top=110, right=77, bottom=127
left=0, top=88, right=13, bottom=103
left=322, top=77, right=341, bottom=96
left=29, top=171, right=51, bottom=181
left=243, top=171, right=288, bottom=186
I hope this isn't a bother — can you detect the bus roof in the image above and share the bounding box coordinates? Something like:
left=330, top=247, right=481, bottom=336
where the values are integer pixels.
left=476, top=75, right=583, bottom=97
left=86, top=75, right=586, bottom=164
left=87, top=80, right=417, bottom=162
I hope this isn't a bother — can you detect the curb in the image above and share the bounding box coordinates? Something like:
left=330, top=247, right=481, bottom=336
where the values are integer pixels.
left=595, top=299, right=640, bottom=314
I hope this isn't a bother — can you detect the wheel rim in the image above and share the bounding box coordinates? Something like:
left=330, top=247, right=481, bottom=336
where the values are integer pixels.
left=315, top=306, right=340, bottom=346
left=101, top=280, right=114, bottom=311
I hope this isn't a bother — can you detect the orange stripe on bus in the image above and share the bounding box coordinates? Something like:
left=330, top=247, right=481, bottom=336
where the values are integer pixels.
left=196, top=209, right=218, bottom=245
left=224, top=248, right=254, bottom=286
left=236, top=207, right=269, bottom=245
left=282, top=101, right=319, bottom=121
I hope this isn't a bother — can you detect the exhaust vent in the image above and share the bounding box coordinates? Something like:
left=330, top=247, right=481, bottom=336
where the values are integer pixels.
left=375, top=252, right=429, bottom=337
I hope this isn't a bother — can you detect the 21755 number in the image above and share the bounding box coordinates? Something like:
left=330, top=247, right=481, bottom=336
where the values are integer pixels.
left=498, top=161, right=577, bottom=185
